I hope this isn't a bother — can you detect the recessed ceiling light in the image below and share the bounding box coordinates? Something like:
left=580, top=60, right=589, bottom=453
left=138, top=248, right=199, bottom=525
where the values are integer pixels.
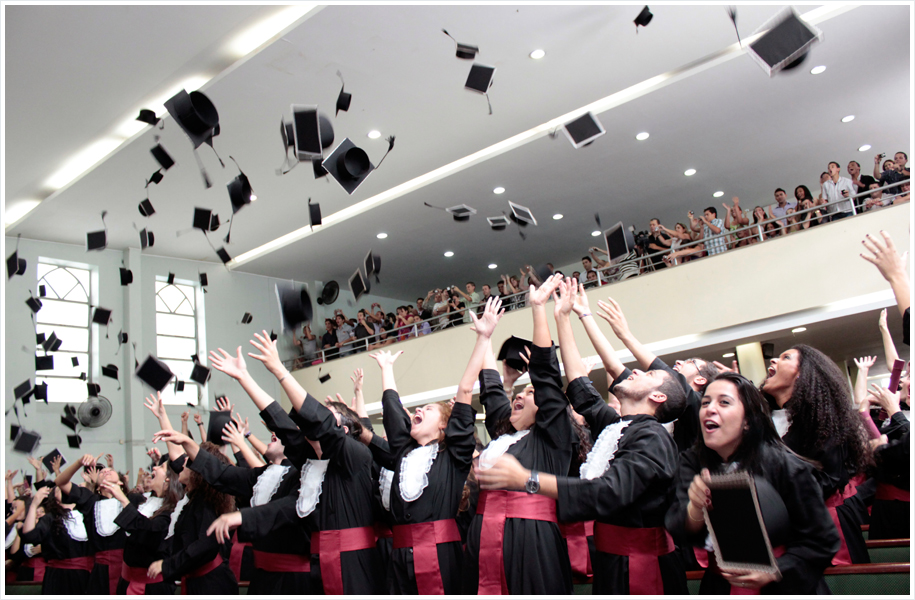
left=529, top=49, right=546, bottom=60
left=444, top=251, right=454, bottom=257
left=791, top=327, right=807, bottom=333
left=858, top=144, right=872, bottom=152
left=684, top=169, right=696, bottom=177
left=493, top=186, right=505, bottom=194
left=367, top=130, right=381, bottom=139
left=552, top=213, right=563, bottom=220
left=635, top=132, right=650, bottom=141
left=591, top=230, right=602, bottom=237
left=488, top=263, right=498, bottom=269
left=841, top=115, right=855, bottom=123
left=376, top=232, right=388, bottom=239
left=810, top=65, right=827, bottom=75
left=722, top=352, right=735, bottom=358
left=713, top=191, right=724, bottom=198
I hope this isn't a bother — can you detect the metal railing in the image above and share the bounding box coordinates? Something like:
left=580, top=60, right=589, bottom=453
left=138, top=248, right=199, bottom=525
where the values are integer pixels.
left=285, top=178, right=909, bottom=370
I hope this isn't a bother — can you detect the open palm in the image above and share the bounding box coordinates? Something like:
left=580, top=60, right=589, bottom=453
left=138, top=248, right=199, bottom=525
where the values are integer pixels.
left=209, top=347, right=248, bottom=380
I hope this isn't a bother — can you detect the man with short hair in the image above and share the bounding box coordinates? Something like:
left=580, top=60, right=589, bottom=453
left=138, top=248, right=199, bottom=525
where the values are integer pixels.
left=579, top=257, right=596, bottom=284
left=478, top=284, right=494, bottom=316
left=432, top=289, right=450, bottom=329
left=689, top=207, right=726, bottom=256
left=874, top=152, right=910, bottom=197
left=321, top=318, right=338, bottom=360
left=864, top=182, right=887, bottom=211
left=452, top=281, right=481, bottom=322
left=647, top=218, right=671, bottom=269
left=822, top=160, right=856, bottom=220
left=848, top=161, right=877, bottom=210
left=769, top=188, right=797, bottom=232
left=334, top=314, right=357, bottom=356
left=417, top=296, right=432, bottom=321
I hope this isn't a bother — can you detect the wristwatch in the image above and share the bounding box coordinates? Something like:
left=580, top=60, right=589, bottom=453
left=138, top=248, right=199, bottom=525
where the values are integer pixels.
left=525, top=470, right=540, bottom=494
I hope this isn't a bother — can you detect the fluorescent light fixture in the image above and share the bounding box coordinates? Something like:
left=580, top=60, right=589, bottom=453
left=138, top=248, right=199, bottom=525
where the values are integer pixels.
left=228, top=5, right=318, bottom=57
left=444, top=251, right=454, bottom=258
left=810, top=65, right=826, bottom=74
left=4, top=199, right=42, bottom=229
left=713, top=191, right=724, bottom=198
left=841, top=115, right=855, bottom=123
left=143, top=75, right=212, bottom=123
left=115, top=118, right=147, bottom=139
left=367, top=130, right=381, bottom=139
left=529, top=49, right=546, bottom=60
left=858, top=144, right=872, bottom=152
left=488, top=263, right=498, bottom=269
left=591, top=230, right=601, bottom=237
left=493, top=187, right=505, bottom=194
left=684, top=168, right=696, bottom=176
left=45, top=138, right=124, bottom=190
left=722, top=352, right=735, bottom=358
left=635, top=132, right=650, bottom=141
left=376, top=232, right=388, bottom=239
left=791, top=327, right=807, bottom=333
left=552, top=213, right=563, bottom=220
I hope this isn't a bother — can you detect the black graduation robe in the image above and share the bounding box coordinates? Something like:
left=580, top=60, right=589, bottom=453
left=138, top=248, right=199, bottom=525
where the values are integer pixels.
left=645, top=357, right=704, bottom=453
left=870, top=412, right=910, bottom=540
left=113, top=496, right=178, bottom=595
left=463, top=343, right=573, bottom=595
left=558, top=375, right=687, bottom=594
left=374, top=390, right=475, bottom=594
left=189, top=448, right=311, bottom=594
left=362, top=418, right=395, bottom=572
left=666, top=444, right=840, bottom=595
left=20, top=511, right=92, bottom=594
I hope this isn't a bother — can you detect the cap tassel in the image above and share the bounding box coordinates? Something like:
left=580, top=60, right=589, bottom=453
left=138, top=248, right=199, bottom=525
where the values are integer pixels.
left=205, top=139, right=226, bottom=169
left=193, top=151, right=213, bottom=189
left=224, top=215, right=234, bottom=244
left=485, top=92, right=493, bottom=116
left=375, top=135, right=396, bottom=169
left=728, top=6, right=742, bottom=46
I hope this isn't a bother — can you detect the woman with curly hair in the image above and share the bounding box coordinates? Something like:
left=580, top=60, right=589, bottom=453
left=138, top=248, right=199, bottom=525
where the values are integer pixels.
left=761, top=344, right=871, bottom=565
left=20, top=482, right=92, bottom=594
left=144, top=437, right=238, bottom=595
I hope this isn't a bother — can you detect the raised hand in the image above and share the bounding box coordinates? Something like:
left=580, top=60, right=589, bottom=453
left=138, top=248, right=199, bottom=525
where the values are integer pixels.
left=502, top=360, right=522, bottom=390
left=27, top=456, right=41, bottom=471
left=206, top=511, right=243, bottom=544
left=151, top=429, right=191, bottom=446
left=85, top=466, right=99, bottom=484
left=529, top=273, right=563, bottom=307
left=143, top=393, right=166, bottom=420
left=868, top=384, right=902, bottom=415
left=854, top=356, right=877, bottom=371
left=33, top=485, right=51, bottom=504
left=552, top=277, right=576, bottom=319
left=193, top=413, right=204, bottom=426
left=80, top=453, right=96, bottom=468
left=221, top=420, right=246, bottom=447
left=232, top=412, right=250, bottom=437
left=209, top=347, right=249, bottom=381
left=350, top=368, right=364, bottom=393
left=878, top=308, right=888, bottom=331
left=248, top=331, right=284, bottom=377
left=146, top=447, right=162, bottom=464
left=861, top=231, right=907, bottom=284
left=596, top=297, right=631, bottom=340
left=468, top=296, right=504, bottom=338
left=571, top=282, right=591, bottom=316
left=6, top=470, right=18, bottom=481
left=180, top=411, right=190, bottom=423
left=104, top=454, right=114, bottom=469
left=370, top=350, right=403, bottom=369
left=214, top=396, right=235, bottom=413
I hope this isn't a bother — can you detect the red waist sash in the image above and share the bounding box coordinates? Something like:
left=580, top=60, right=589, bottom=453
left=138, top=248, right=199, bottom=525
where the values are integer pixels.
left=121, top=563, right=163, bottom=595
left=94, top=548, right=124, bottom=594
left=559, top=521, right=594, bottom=579
left=374, top=521, right=393, bottom=539
left=710, top=546, right=785, bottom=595
left=228, top=530, right=250, bottom=582
left=180, top=554, right=224, bottom=594
left=875, top=482, right=910, bottom=502
left=47, top=556, right=94, bottom=571
left=22, top=556, right=46, bottom=582
left=594, top=522, right=674, bottom=595
left=392, top=519, right=461, bottom=595
left=824, top=490, right=851, bottom=566
left=477, top=490, right=558, bottom=595
left=252, top=549, right=311, bottom=572
left=310, top=525, right=376, bottom=595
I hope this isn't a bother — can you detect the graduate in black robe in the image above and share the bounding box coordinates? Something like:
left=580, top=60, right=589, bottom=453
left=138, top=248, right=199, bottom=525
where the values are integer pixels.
left=20, top=484, right=92, bottom=594
left=110, top=485, right=179, bottom=595
left=465, top=275, right=574, bottom=595
left=666, top=373, right=840, bottom=594
left=867, top=384, right=910, bottom=540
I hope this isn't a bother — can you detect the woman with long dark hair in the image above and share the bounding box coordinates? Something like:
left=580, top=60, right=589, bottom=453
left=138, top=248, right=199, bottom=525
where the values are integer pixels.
left=20, top=482, right=92, bottom=594
left=666, top=372, right=839, bottom=593
left=761, top=345, right=871, bottom=565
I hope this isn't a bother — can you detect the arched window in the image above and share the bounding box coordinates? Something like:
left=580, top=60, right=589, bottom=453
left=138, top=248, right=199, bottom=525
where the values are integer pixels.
left=155, top=279, right=204, bottom=405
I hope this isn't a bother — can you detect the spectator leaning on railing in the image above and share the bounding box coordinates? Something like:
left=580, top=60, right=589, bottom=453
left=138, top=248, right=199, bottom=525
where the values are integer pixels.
left=873, top=152, right=909, bottom=196
left=769, top=188, right=797, bottom=233
left=689, top=206, right=726, bottom=256
left=847, top=160, right=877, bottom=210
left=821, top=160, right=856, bottom=221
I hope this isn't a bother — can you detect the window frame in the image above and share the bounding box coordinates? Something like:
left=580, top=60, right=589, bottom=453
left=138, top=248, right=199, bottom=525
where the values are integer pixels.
left=155, top=277, right=207, bottom=406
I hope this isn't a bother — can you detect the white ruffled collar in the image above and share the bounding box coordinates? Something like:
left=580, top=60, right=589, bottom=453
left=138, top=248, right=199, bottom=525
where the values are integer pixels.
left=771, top=409, right=791, bottom=438
left=399, top=443, right=438, bottom=503
left=579, top=420, right=631, bottom=480
left=138, top=495, right=164, bottom=519
left=166, top=495, right=190, bottom=539
left=379, top=468, right=394, bottom=512
left=64, top=509, right=88, bottom=542
left=252, top=464, right=291, bottom=507
left=5, top=525, right=17, bottom=549
left=94, top=496, right=124, bottom=537
left=296, top=459, right=329, bottom=518
left=479, top=429, right=531, bottom=470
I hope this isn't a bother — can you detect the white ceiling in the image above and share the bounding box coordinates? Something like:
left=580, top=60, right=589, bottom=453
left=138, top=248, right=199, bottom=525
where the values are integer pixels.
left=4, top=4, right=912, bottom=300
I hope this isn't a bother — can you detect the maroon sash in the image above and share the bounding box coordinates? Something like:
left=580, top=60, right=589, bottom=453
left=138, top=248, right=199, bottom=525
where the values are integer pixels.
left=228, top=530, right=250, bottom=581
left=875, top=482, right=910, bottom=502
left=310, top=525, right=376, bottom=594
left=94, top=548, right=124, bottom=594
left=824, top=491, right=851, bottom=566
left=252, top=549, right=311, bottom=572
left=594, top=522, right=674, bottom=595
left=179, top=554, right=224, bottom=594
left=392, top=519, right=462, bottom=595
left=121, top=563, right=163, bottom=595
left=22, top=556, right=46, bottom=582
left=47, top=556, right=94, bottom=571
left=559, top=520, right=594, bottom=579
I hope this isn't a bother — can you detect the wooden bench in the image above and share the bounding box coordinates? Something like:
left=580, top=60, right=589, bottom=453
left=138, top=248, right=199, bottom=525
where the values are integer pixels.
left=867, top=538, right=910, bottom=563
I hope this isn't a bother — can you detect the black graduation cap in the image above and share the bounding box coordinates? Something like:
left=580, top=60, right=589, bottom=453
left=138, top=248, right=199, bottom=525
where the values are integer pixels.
left=199, top=273, right=208, bottom=288
left=67, top=434, right=82, bottom=449
left=563, top=112, right=606, bottom=148
left=7, top=250, right=26, bottom=279
left=227, top=160, right=255, bottom=214
left=164, top=89, right=219, bottom=150
left=87, top=382, right=101, bottom=397
left=348, top=269, right=368, bottom=301
left=117, top=331, right=128, bottom=345
left=448, top=205, right=477, bottom=222
left=308, top=198, right=322, bottom=229
left=190, top=363, right=211, bottom=386
left=147, top=170, right=164, bottom=187
left=634, top=6, right=653, bottom=30
left=36, top=355, right=54, bottom=371
left=39, top=285, right=46, bottom=297
left=207, top=410, right=233, bottom=447
left=61, top=406, right=79, bottom=431
left=465, top=64, right=496, bottom=114
left=442, top=29, right=479, bottom=59
left=42, top=449, right=65, bottom=472
left=102, top=364, right=119, bottom=380
left=11, top=424, right=20, bottom=440
left=364, top=249, right=381, bottom=283
left=747, top=8, right=821, bottom=76
left=151, top=144, right=175, bottom=171
left=216, top=247, right=231, bottom=264
left=193, top=207, right=216, bottom=232
left=139, top=228, right=155, bottom=250
left=35, top=479, right=55, bottom=491
left=80, top=372, right=88, bottom=381
left=87, top=230, right=107, bottom=251
left=508, top=201, right=538, bottom=226
left=120, top=267, right=134, bottom=285
left=312, top=157, right=328, bottom=179
left=191, top=354, right=200, bottom=364
left=291, top=105, right=335, bottom=161
left=488, top=215, right=510, bottom=231
left=270, top=331, right=278, bottom=342
left=336, top=71, right=352, bottom=116
left=174, top=380, right=185, bottom=393
left=42, top=332, right=62, bottom=352
left=167, top=272, right=175, bottom=285
left=278, top=285, right=314, bottom=331
left=26, top=295, right=43, bottom=314
left=14, top=380, right=32, bottom=399
left=137, top=109, right=160, bottom=126
left=322, top=138, right=374, bottom=195
left=34, top=383, right=48, bottom=402
left=138, top=198, right=156, bottom=217
left=241, top=312, right=253, bottom=325
left=135, top=355, right=175, bottom=391
left=13, top=429, right=40, bottom=454
left=318, top=373, right=331, bottom=384
left=72, top=356, right=80, bottom=367
left=316, top=281, right=340, bottom=306
left=23, top=475, right=33, bottom=488
left=36, top=333, right=46, bottom=345
left=92, top=307, right=112, bottom=326
left=498, top=335, right=533, bottom=373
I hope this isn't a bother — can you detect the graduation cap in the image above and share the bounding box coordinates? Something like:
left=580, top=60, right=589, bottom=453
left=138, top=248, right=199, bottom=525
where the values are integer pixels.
left=488, top=215, right=510, bottom=231
left=42, top=449, right=66, bottom=472
left=442, top=29, right=479, bottom=59
left=348, top=269, right=369, bottom=301
left=135, top=355, right=175, bottom=391
left=138, top=198, right=156, bottom=217
left=13, top=429, right=41, bottom=454
left=71, top=356, right=80, bottom=367
left=291, top=105, right=334, bottom=161
left=563, top=112, right=606, bottom=148
left=241, top=313, right=254, bottom=325
left=270, top=330, right=278, bottom=342
left=36, top=333, right=46, bottom=345
left=193, top=208, right=215, bottom=232
left=120, top=267, right=134, bottom=285
left=318, top=373, right=331, bottom=384
left=747, top=8, right=822, bottom=76
left=167, top=272, right=175, bottom=285
left=322, top=138, right=374, bottom=195
left=277, top=285, right=314, bottom=331
left=364, top=249, right=381, bottom=283
left=42, top=332, right=62, bottom=352
left=137, top=109, right=160, bottom=126
left=11, top=424, right=20, bottom=440
left=92, top=307, right=112, bottom=326
left=14, top=380, right=32, bottom=400
left=498, top=336, right=533, bottom=373
left=226, top=164, right=255, bottom=214
left=39, top=285, right=46, bottom=297
left=508, top=201, right=538, bottom=226
left=423, top=202, right=478, bottom=222
left=174, top=380, right=185, bottom=393
left=117, top=331, right=128, bottom=345
left=603, top=221, right=636, bottom=261
left=216, top=247, right=231, bottom=265
left=308, top=198, right=322, bottom=229
left=164, top=89, right=223, bottom=188
left=138, top=228, right=155, bottom=250
left=336, top=71, right=352, bottom=116
left=87, top=382, right=101, bottom=397
left=34, top=382, right=48, bottom=402
left=102, top=364, right=119, bottom=380
left=199, top=273, right=208, bottom=288
left=67, top=434, right=82, bottom=449
left=634, top=6, right=653, bottom=30
left=35, top=479, right=56, bottom=491
left=36, top=355, right=54, bottom=371
left=150, top=144, right=175, bottom=171
left=147, top=170, right=164, bottom=187
left=190, top=363, right=211, bottom=386
left=7, top=236, right=27, bottom=279
left=61, top=406, right=79, bottom=431
left=465, top=64, right=495, bottom=115
left=26, top=294, right=43, bottom=314
left=206, top=410, right=233, bottom=447
left=87, top=211, right=109, bottom=251
left=312, top=157, right=328, bottom=179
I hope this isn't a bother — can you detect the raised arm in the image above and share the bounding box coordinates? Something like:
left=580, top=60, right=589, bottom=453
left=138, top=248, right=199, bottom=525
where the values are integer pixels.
left=554, top=278, right=589, bottom=382
left=22, top=487, right=50, bottom=536
left=597, top=297, right=656, bottom=370
left=209, top=345, right=279, bottom=412
left=861, top=231, right=910, bottom=316
left=350, top=368, right=369, bottom=419
left=151, top=429, right=200, bottom=462
left=461, top=296, right=505, bottom=405
left=371, top=350, right=413, bottom=452
left=223, top=415, right=265, bottom=468
left=588, top=249, right=610, bottom=269
left=878, top=309, right=900, bottom=366
left=246, top=331, right=316, bottom=413
left=142, top=393, right=183, bottom=460
left=530, top=273, right=562, bottom=349
left=54, top=453, right=95, bottom=496
left=193, top=412, right=207, bottom=443
left=571, top=283, right=626, bottom=378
